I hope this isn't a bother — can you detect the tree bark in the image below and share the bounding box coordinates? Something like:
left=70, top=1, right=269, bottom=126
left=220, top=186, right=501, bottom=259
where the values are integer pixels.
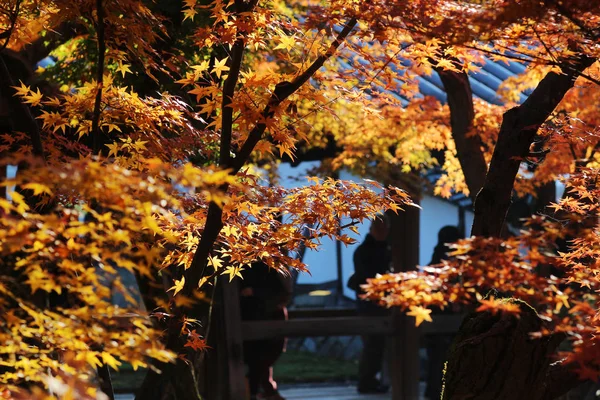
left=471, top=55, right=595, bottom=238
left=441, top=55, right=595, bottom=400
left=435, top=68, right=487, bottom=199
left=442, top=303, right=565, bottom=400
left=0, top=52, right=45, bottom=159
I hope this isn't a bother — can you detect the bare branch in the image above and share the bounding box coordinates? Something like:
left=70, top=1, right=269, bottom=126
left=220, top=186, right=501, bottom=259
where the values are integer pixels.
left=91, top=0, right=106, bottom=155
left=220, top=39, right=244, bottom=167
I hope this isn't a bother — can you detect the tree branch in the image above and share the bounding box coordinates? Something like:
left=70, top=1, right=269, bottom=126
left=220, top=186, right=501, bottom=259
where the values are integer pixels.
left=183, top=18, right=358, bottom=293
left=231, top=17, right=357, bottom=174
left=0, top=0, right=22, bottom=52
left=435, top=66, right=487, bottom=199
left=0, top=54, right=45, bottom=159
left=551, top=1, right=600, bottom=40
left=17, top=22, right=84, bottom=68
left=220, top=39, right=244, bottom=167
left=91, top=0, right=106, bottom=155
left=542, top=358, right=583, bottom=399
left=471, top=54, right=595, bottom=238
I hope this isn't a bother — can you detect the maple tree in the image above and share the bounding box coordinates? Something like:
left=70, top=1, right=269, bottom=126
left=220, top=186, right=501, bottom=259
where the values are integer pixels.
left=1, top=0, right=600, bottom=398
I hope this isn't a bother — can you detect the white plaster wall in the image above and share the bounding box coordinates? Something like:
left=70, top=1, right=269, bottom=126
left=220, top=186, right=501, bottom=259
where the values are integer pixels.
left=278, top=163, right=467, bottom=300
left=418, top=196, right=460, bottom=266
left=465, top=209, right=474, bottom=237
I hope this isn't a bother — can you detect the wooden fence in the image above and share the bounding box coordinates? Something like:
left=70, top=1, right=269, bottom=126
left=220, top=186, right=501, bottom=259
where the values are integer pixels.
left=216, top=281, right=464, bottom=400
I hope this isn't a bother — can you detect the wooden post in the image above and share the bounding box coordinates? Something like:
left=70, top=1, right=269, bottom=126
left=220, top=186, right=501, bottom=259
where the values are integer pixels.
left=388, top=199, right=421, bottom=400
left=220, top=278, right=247, bottom=400
left=390, top=310, right=420, bottom=400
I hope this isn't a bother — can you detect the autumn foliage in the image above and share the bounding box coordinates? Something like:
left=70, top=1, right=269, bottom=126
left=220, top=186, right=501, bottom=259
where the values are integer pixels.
left=1, top=0, right=600, bottom=398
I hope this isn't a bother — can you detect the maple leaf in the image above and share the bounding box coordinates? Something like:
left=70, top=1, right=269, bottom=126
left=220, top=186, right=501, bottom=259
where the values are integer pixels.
left=21, top=183, right=53, bottom=196
left=191, top=60, right=210, bottom=74
left=222, top=225, right=239, bottom=238
left=211, top=57, right=230, bottom=78
left=406, top=306, right=433, bottom=327
left=183, top=7, right=198, bottom=21
left=198, top=276, right=211, bottom=288
left=101, top=352, right=122, bottom=370
left=84, top=352, right=103, bottom=368
left=168, top=277, right=185, bottom=296
left=435, top=58, right=459, bottom=71
left=116, top=63, right=132, bottom=77
left=12, top=81, right=30, bottom=97
left=23, top=88, right=43, bottom=106
left=130, top=359, right=147, bottom=371
left=221, top=265, right=244, bottom=282
left=207, top=255, right=223, bottom=270
left=274, top=35, right=297, bottom=51
left=184, top=329, right=210, bottom=351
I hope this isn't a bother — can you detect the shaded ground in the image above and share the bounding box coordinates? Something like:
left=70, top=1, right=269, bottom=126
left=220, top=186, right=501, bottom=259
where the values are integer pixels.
left=112, top=350, right=359, bottom=393
left=114, top=383, right=393, bottom=400
left=274, top=351, right=358, bottom=383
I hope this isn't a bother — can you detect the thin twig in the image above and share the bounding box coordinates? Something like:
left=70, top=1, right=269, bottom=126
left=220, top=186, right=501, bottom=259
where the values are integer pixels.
left=532, top=25, right=558, bottom=65
left=184, top=17, right=359, bottom=295
left=551, top=0, right=600, bottom=40
left=0, top=0, right=22, bottom=51
left=232, top=17, right=358, bottom=173
left=91, top=0, right=106, bottom=155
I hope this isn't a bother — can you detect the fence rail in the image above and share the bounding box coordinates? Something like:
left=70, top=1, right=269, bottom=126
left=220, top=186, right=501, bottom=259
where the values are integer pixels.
left=243, top=309, right=464, bottom=341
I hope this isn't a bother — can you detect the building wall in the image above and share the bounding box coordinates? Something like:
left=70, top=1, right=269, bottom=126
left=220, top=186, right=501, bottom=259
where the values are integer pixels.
left=279, top=162, right=466, bottom=301
left=419, top=196, right=460, bottom=268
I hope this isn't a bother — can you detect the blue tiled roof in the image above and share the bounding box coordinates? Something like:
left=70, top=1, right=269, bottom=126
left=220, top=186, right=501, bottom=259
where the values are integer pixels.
left=338, top=35, right=531, bottom=207
left=416, top=56, right=529, bottom=106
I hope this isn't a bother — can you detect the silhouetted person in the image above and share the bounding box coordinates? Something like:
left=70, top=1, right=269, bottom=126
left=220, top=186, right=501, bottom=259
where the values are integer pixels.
left=350, top=217, right=392, bottom=394
left=425, top=225, right=461, bottom=400
left=241, top=261, right=292, bottom=400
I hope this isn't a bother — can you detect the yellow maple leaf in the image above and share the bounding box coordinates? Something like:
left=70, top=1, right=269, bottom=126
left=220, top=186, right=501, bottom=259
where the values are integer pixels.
left=101, top=352, right=122, bottom=370
left=274, top=35, right=297, bottom=51
left=198, top=276, right=211, bottom=288
left=116, top=63, right=132, bottom=77
left=85, top=352, right=103, bottom=368
left=212, top=57, right=230, bottom=79
left=436, top=58, right=458, bottom=72
left=406, top=305, right=433, bottom=327
left=12, top=81, right=30, bottom=97
left=208, top=255, right=223, bottom=270
left=183, top=7, right=197, bottom=21
left=222, top=225, right=239, bottom=238
left=22, top=183, right=53, bottom=196
left=191, top=60, right=210, bottom=75
left=221, top=265, right=244, bottom=282
left=168, top=277, right=185, bottom=296
left=23, top=88, right=43, bottom=106
left=130, top=359, right=147, bottom=371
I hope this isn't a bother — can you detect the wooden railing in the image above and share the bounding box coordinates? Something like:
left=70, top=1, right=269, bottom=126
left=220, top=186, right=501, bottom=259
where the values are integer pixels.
left=236, top=305, right=464, bottom=400
left=242, top=308, right=463, bottom=340
left=215, top=277, right=463, bottom=399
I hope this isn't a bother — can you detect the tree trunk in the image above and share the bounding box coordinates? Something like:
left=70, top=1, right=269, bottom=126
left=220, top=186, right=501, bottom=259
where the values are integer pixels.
left=471, top=55, right=595, bottom=238
left=442, top=304, right=566, bottom=400
left=441, top=54, right=595, bottom=400
left=435, top=68, right=487, bottom=200
left=135, top=356, right=202, bottom=400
